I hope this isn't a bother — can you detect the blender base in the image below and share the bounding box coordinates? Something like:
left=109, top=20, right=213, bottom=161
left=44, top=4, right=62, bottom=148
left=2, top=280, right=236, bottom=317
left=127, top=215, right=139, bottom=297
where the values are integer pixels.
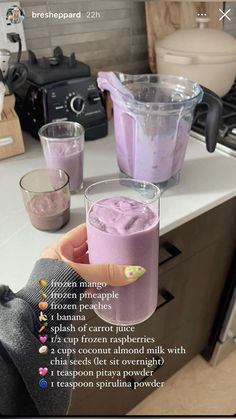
left=156, top=171, right=181, bottom=193
left=118, top=171, right=181, bottom=194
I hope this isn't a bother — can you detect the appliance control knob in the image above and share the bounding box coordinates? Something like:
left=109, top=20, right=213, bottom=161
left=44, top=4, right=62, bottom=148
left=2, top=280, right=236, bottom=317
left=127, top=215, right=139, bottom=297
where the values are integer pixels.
left=70, top=95, right=84, bottom=114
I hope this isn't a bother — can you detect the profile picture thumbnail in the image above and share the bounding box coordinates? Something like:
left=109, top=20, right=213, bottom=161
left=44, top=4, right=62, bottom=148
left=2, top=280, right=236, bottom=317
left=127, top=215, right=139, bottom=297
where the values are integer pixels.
left=6, top=5, right=25, bottom=25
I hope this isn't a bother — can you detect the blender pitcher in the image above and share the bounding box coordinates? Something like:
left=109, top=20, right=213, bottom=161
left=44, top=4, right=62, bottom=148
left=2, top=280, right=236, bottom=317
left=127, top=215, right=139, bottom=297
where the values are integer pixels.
left=98, top=73, right=222, bottom=189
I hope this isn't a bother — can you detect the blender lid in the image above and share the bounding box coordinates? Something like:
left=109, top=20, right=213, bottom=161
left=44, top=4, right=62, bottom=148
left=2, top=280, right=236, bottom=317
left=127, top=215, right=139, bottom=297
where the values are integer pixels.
left=156, top=17, right=236, bottom=56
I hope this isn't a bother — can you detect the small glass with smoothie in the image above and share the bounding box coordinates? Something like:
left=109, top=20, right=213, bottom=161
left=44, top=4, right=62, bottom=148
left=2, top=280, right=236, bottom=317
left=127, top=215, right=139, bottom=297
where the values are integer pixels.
left=20, top=168, right=70, bottom=231
left=85, top=178, right=160, bottom=325
left=39, top=121, right=84, bottom=192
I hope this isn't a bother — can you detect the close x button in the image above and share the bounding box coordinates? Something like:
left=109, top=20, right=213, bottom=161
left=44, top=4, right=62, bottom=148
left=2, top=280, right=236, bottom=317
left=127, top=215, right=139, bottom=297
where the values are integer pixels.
left=219, top=8, right=231, bottom=21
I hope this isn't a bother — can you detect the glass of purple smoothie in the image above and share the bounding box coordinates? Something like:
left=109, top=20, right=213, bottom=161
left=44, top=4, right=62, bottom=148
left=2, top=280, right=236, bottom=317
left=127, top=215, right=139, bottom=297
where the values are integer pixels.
left=39, top=121, right=84, bottom=193
left=85, top=178, right=160, bottom=325
left=20, top=168, right=70, bottom=231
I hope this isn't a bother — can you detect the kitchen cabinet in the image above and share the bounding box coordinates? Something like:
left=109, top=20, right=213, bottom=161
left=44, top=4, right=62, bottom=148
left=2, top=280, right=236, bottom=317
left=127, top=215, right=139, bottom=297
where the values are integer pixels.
left=69, top=197, right=236, bottom=415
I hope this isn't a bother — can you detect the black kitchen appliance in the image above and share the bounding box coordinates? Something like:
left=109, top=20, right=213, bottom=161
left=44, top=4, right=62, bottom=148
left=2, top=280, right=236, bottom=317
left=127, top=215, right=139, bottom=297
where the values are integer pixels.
left=15, top=47, right=108, bottom=141
left=192, top=82, right=236, bottom=151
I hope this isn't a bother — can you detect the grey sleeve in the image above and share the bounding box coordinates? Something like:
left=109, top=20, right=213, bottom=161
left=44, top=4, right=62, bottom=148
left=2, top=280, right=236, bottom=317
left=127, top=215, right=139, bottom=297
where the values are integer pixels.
left=17, top=258, right=87, bottom=329
left=0, top=258, right=86, bottom=416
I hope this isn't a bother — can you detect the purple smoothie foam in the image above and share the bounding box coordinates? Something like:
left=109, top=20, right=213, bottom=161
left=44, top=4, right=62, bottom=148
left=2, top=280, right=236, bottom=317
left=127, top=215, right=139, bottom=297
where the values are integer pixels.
left=87, top=196, right=159, bottom=325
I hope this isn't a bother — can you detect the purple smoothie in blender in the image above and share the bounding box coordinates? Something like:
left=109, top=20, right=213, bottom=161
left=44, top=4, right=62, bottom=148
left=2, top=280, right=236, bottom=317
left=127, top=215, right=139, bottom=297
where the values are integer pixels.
left=85, top=179, right=160, bottom=326
left=98, top=72, right=221, bottom=190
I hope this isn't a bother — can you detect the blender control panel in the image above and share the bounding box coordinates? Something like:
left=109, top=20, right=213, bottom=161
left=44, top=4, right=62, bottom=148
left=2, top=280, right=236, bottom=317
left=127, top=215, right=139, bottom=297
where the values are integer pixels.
left=45, top=77, right=106, bottom=127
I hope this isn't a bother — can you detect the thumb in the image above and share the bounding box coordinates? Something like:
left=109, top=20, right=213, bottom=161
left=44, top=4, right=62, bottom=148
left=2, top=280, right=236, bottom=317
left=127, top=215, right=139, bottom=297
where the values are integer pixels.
left=62, top=259, right=146, bottom=286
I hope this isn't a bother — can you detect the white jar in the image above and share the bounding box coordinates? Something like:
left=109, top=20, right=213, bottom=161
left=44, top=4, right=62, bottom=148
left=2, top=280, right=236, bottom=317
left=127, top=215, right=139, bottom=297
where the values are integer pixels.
left=155, top=17, right=236, bottom=97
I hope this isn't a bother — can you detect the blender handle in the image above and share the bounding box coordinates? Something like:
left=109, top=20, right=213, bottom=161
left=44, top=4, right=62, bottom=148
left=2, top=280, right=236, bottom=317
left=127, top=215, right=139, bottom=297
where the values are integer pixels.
left=200, top=86, right=223, bottom=153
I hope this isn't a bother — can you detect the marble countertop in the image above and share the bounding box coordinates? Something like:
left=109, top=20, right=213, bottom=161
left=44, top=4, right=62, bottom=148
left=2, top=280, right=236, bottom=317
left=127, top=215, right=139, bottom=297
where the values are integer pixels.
left=1, top=122, right=236, bottom=292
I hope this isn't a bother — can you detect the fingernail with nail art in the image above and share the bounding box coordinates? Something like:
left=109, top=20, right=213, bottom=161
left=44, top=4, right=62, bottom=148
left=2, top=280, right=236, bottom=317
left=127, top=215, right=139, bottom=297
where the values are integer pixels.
left=125, top=266, right=146, bottom=280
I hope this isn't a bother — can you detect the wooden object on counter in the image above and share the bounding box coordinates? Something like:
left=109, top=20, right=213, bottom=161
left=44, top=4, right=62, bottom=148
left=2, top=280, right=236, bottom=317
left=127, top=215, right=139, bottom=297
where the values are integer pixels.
left=0, top=94, right=25, bottom=160
left=103, top=91, right=113, bottom=121
left=92, top=66, right=113, bottom=120
left=145, top=1, right=224, bottom=73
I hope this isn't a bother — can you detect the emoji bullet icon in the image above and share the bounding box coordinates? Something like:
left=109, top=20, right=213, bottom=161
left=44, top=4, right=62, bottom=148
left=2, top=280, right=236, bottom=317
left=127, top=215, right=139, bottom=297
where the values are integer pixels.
left=39, top=378, right=48, bottom=389
left=41, top=322, right=48, bottom=327
left=39, top=278, right=48, bottom=288
left=39, top=367, right=48, bottom=377
left=39, top=345, right=48, bottom=355
left=39, top=312, right=48, bottom=322
left=41, top=292, right=47, bottom=300
left=38, top=302, right=48, bottom=311
left=38, top=325, right=46, bottom=333
left=39, top=334, right=48, bottom=344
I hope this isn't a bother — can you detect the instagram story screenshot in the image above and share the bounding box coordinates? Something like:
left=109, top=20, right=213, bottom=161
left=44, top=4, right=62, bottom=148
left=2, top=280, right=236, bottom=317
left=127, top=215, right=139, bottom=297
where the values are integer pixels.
left=0, top=0, right=236, bottom=417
